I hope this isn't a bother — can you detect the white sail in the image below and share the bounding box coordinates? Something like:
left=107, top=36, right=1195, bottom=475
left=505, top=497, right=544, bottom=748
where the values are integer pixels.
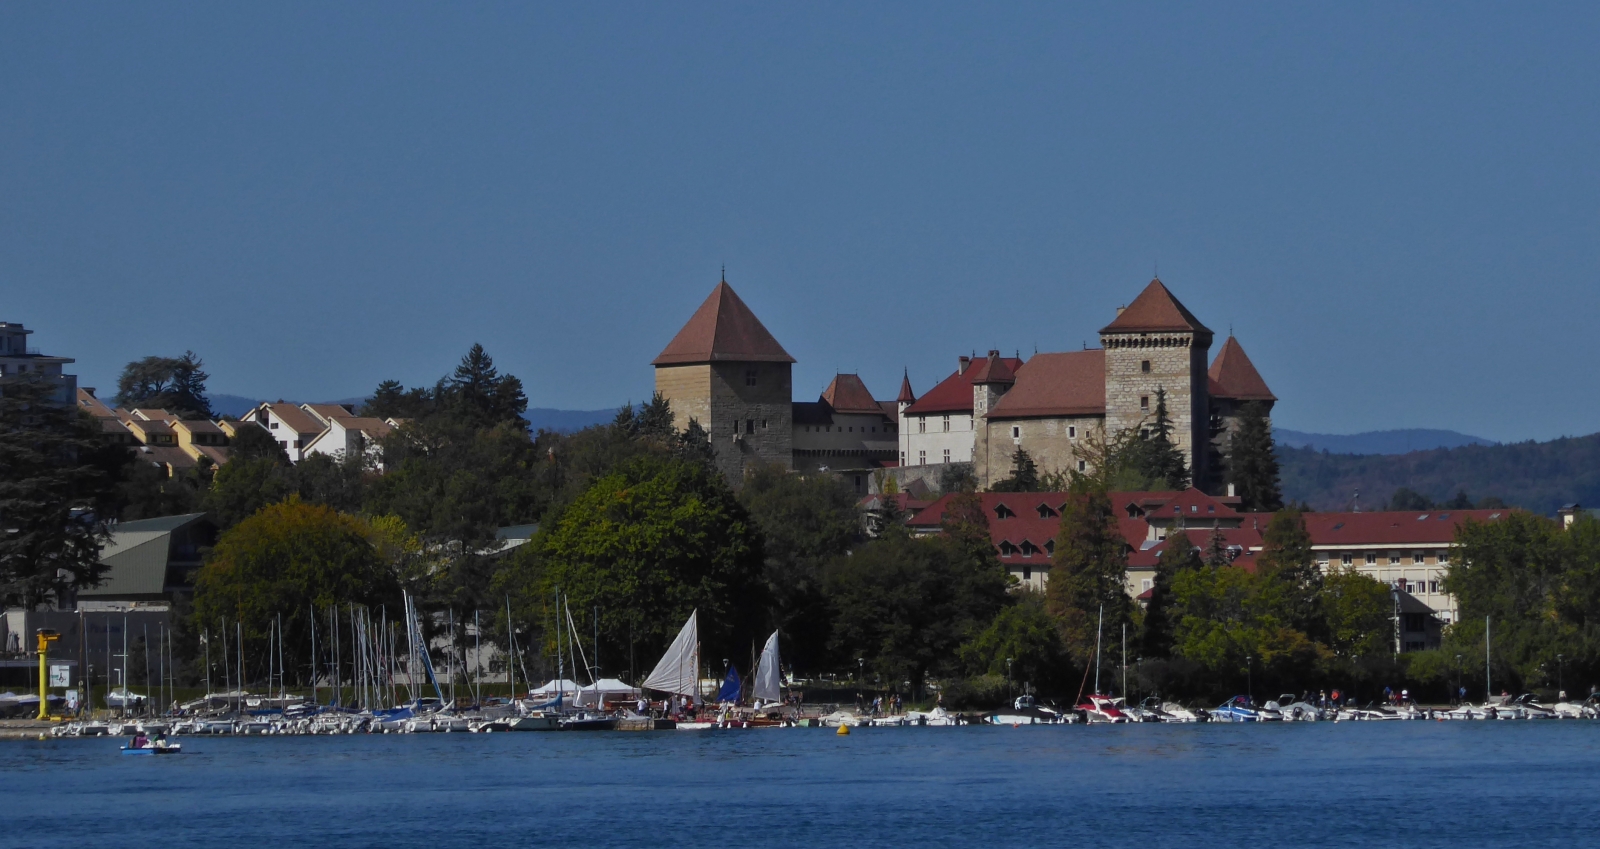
left=751, top=630, right=781, bottom=704
left=642, top=610, right=699, bottom=696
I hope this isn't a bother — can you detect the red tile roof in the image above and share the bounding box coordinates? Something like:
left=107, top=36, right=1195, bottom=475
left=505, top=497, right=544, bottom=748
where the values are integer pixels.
left=1100, top=279, right=1212, bottom=335
left=987, top=350, right=1106, bottom=420
left=1128, top=526, right=1264, bottom=571
left=1208, top=336, right=1276, bottom=402
left=1298, top=510, right=1510, bottom=547
left=896, top=371, right=916, bottom=404
left=821, top=373, right=883, bottom=415
left=652, top=281, right=795, bottom=366
left=901, top=356, right=1024, bottom=416
left=968, top=351, right=1016, bottom=385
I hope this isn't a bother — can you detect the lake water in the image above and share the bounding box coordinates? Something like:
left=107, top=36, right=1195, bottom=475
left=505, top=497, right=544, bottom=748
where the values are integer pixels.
left=6, top=723, right=1598, bottom=848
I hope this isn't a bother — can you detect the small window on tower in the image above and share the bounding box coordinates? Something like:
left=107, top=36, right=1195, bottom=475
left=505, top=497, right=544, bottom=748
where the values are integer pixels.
left=943, top=449, right=951, bottom=463
left=745, top=419, right=755, bottom=434
left=918, top=450, right=926, bottom=465
left=1077, top=460, right=1087, bottom=472
left=1141, top=360, right=1151, bottom=373
left=1140, top=396, right=1150, bottom=411
left=1068, top=426, right=1077, bottom=438
left=745, top=369, right=757, bottom=387
left=942, top=415, right=951, bottom=432
left=1011, top=426, right=1020, bottom=438
left=918, top=418, right=926, bottom=433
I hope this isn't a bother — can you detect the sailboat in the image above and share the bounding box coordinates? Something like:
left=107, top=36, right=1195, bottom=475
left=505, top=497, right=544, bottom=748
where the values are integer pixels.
left=643, top=611, right=708, bottom=730
left=737, top=630, right=787, bottom=727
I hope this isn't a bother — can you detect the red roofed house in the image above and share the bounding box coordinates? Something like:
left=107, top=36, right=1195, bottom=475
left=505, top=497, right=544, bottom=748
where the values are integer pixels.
left=900, top=279, right=1276, bottom=492
left=794, top=372, right=900, bottom=488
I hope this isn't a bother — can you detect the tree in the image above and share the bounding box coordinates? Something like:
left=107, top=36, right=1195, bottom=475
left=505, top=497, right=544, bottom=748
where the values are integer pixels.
left=119, top=457, right=209, bottom=521
left=990, top=446, right=1040, bottom=492
left=1046, top=488, right=1132, bottom=670
left=192, top=498, right=399, bottom=685
left=1131, top=387, right=1190, bottom=489
left=0, top=377, right=122, bottom=607
left=203, top=457, right=293, bottom=530
left=522, top=455, right=767, bottom=674
left=740, top=464, right=861, bottom=672
left=675, top=417, right=718, bottom=471
left=959, top=592, right=1072, bottom=695
left=114, top=351, right=213, bottom=419
left=826, top=531, right=1007, bottom=696
left=443, top=344, right=528, bottom=431
left=1226, top=401, right=1282, bottom=512
left=1141, top=528, right=1201, bottom=657
left=360, top=379, right=433, bottom=420
left=938, top=463, right=977, bottom=494
left=1255, top=508, right=1322, bottom=634
left=1388, top=487, right=1435, bottom=511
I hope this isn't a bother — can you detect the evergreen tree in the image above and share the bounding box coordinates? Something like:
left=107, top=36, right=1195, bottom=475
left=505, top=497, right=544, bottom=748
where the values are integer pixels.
left=1202, top=527, right=1231, bottom=567
left=636, top=392, right=676, bottom=440
left=0, top=377, right=122, bottom=607
left=990, top=446, right=1040, bottom=492
left=114, top=351, right=213, bottom=419
left=1137, top=387, right=1190, bottom=489
left=1141, top=528, right=1201, bottom=657
left=1255, top=508, right=1322, bottom=634
left=361, top=379, right=433, bottom=420
left=1046, top=488, right=1132, bottom=669
left=1226, top=401, right=1282, bottom=512
left=675, top=417, right=718, bottom=471
left=444, top=344, right=528, bottom=430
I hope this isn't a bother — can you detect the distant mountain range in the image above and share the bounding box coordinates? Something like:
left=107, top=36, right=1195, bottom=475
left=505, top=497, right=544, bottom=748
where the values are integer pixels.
left=205, top=394, right=618, bottom=434
left=1274, top=428, right=1497, bottom=455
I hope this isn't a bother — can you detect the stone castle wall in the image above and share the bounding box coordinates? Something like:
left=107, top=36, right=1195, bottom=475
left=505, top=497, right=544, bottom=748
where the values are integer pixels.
left=1101, top=331, right=1211, bottom=483
left=655, top=361, right=793, bottom=483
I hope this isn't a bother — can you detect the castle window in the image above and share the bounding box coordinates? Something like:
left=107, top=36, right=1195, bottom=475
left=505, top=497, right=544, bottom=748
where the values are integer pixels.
left=745, top=369, right=757, bottom=387
left=1011, top=426, right=1020, bottom=438
left=746, top=419, right=755, bottom=434
left=943, top=449, right=950, bottom=463
left=762, top=419, right=768, bottom=429
left=1077, top=460, right=1086, bottom=472
left=900, top=451, right=906, bottom=464
left=1141, top=360, right=1151, bottom=373
left=871, top=427, right=876, bottom=433
left=942, top=415, right=951, bottom=432
left=918, top=418, right=926, bottom=433
left=1140, top=396, right=1150, bottom=412
left=918, top=450, right=926, bottom=465
left=1068, top=426, right=1076, bottom=438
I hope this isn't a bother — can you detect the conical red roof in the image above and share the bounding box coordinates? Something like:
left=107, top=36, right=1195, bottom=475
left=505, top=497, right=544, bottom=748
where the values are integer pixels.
left=653, top=281, right=795, bottom=365
left=968, top=351, right=1016, bottom=384
left=896, top=371, right=916, bottom=404
left=1101, top=279, right=1211, bottom=335
left=1208, top=336, right=1275, bottom=401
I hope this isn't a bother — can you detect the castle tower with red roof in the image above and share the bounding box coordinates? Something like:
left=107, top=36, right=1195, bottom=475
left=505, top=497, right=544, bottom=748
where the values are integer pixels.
left=1099, top=279, right=1215, bottom=484
left=653, top=278, right=795, bottom=482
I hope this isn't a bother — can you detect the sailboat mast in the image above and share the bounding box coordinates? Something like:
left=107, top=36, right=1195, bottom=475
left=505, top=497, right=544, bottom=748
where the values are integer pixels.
left=1093, top=605, right=1103, bottom=695
left=310, top=605, right=318, bottom=705
left=1485, top=615, right=1492, bottom=700
left=473, top=610, right=482, bottom=705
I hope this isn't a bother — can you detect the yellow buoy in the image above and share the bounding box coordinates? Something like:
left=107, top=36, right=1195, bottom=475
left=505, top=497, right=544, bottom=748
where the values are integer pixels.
left=836, top=724, right=850, bottom=736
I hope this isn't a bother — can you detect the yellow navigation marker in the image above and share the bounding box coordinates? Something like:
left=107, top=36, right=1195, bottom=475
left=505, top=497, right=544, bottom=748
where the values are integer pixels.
left=36, top=629, right=60, bottom=720
left=836, top=724, right=849, bottom=736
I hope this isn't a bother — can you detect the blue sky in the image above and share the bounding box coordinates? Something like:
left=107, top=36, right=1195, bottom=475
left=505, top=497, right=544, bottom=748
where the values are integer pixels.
left=4, top=4, right=1597, bottom=441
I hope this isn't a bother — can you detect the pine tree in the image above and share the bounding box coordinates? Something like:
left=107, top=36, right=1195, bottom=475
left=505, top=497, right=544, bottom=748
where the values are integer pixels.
left=1256, top=508, right=1322, bottom=634
left=1141, top=387, right=1191, bottom=489
left=1046, top=488, right=1132, bottom=669
left=636, top=392, right=675, bottom=440
left=1226, top=401, right=1282, bottom=512
left=0, top=377, right=122, bottom=607
left=675, top=417, right=718, bottom=471
left=445, top=344, right=528, bottom=430
left=1140, top=528, right=1202, bottom=657
left=1202, top=526, right=1231, bottom=567
left=990, top=446, right=1040, bottom=492
left=114, top=351, right=213, bottom=419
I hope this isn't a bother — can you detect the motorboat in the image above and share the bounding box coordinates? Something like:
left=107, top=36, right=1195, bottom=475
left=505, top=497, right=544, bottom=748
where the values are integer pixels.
left=559, top=712, right=618, bottom=731
left=1264, top=694, right=1325, bottom=721
left=1506, top=694, right=1556, bottom=719
left=508, top=714, right=560, bottom=731
left=1076, top=694, right=1132, bottom=724
left=1553, top=693, right=1600, bottom=719
left=818, top=710, right=866, bottom=728
left=1157, top=701, right=1204, bottom=722
left=905, top=706, right=961, bottom=726
left=986, top=694, right=1071, bottom=725
left=1211, top=696, right=1265, bottom=722
left=121, top=741, right=181, bottom=756
left=105, top=689, right=148, bottom=711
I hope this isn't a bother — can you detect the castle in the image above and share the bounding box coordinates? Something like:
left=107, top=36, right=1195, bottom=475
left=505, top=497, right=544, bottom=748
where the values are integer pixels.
left=654, top=276, right=1274, bottom=491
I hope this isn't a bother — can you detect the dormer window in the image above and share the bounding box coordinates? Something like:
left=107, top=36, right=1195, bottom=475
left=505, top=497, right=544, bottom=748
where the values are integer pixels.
left=1036, top=504, right=1058, bottom=519
left=994, top=503, right=1015, bottom=519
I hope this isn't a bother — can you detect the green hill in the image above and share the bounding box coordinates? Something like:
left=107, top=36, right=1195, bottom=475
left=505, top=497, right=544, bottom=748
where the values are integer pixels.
left=1278, top=433, right=1600, bottom=516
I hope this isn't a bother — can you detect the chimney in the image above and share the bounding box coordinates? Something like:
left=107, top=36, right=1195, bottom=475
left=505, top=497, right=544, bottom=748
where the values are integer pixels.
left=1116, top=305, right=1126, bottom=317
left=958, top=356, right=970, bottom=375
left=1227, top=483, right=1236, bottom=498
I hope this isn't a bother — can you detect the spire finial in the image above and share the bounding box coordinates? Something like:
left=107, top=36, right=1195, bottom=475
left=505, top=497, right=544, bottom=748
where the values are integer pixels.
left=721, top=264, right=726, bottom=283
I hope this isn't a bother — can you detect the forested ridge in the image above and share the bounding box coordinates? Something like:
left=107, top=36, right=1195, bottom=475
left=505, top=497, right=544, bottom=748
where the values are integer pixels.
left=1280, top=434, right=1600, bottom=515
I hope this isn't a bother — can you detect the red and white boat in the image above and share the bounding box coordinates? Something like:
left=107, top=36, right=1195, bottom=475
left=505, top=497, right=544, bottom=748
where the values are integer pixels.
left=1076, top=694, right=1132, bottom=724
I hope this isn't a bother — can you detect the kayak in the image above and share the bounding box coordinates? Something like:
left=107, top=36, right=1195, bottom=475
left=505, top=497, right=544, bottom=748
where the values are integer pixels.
left=121, top=744, right=182, bottom=756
